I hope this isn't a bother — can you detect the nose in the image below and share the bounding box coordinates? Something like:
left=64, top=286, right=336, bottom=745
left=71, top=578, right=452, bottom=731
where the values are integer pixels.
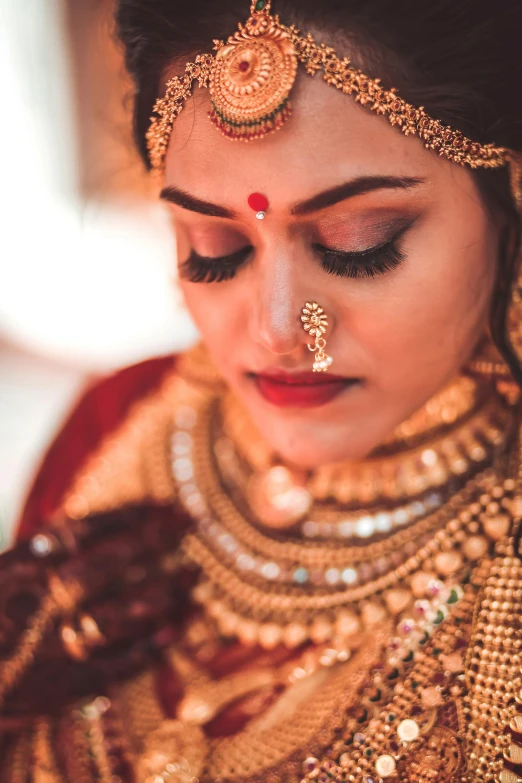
left=249, top=256, right=303, bottom=355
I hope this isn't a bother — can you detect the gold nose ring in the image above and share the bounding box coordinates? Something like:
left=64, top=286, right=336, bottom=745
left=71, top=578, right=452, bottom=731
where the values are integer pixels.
left=300, top=302, right=333, bottom=372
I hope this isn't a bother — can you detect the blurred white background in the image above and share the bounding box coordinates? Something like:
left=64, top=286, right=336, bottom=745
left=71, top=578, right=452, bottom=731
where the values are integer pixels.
left=0, top=0, right=198, bottom=546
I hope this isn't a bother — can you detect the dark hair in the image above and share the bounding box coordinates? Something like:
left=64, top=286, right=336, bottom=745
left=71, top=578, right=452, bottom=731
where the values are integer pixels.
left=115, top=0, right=522, bottom=379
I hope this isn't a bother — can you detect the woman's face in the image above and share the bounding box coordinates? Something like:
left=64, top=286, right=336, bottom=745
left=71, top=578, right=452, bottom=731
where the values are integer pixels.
left=162, top=73, right=498, bottom=468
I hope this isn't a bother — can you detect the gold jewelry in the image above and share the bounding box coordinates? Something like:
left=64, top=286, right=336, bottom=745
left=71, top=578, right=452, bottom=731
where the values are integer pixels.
left=465, top=334, right=517, bottom=389
left=129, top=626, right=387, bottom=783
left=217, top=380, right=513, bottom=526
left=170, top=375, right=516, bottom=652
left=146, top=0, right=510, bottom=173
left=467, top=331, right=514, bottom=374
left=16, top=362, right=521, bottom=783
left=301, top=301, right=333, bottom=372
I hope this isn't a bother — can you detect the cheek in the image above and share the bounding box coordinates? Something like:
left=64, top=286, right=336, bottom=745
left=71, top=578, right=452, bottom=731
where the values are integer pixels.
left=180, top=281, right=246, bottom=364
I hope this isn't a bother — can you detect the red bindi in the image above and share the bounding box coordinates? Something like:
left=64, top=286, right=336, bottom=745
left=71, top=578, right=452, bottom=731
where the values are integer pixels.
left=248, top=192, right=269, bottom=220
left=238, top=60, right=250, bottom=72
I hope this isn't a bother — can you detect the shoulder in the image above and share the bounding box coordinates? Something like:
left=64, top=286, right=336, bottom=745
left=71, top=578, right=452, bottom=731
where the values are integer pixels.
left=17, top=354, right=178, bottom=540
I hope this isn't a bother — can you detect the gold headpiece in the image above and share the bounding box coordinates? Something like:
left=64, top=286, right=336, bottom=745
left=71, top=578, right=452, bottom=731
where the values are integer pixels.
left=146, top=0, right=511, bottom=173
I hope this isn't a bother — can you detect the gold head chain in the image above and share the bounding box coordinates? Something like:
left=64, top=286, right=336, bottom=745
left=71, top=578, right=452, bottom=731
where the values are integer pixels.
left=146, top=0, right=512, bottom=174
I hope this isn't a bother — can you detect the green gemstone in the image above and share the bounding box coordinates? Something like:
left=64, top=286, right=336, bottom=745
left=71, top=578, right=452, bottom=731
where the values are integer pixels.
left=419, top=631, right=430, bottom=645
left=369, top=688, right=382, bottom=702
left=411, top=680, right=419, bottom=690
left=433, top=647, right=442, bottom=656
left=364, top=748, right=374, bottom=758
left=387, top=668, right=400, bottom=681
left=401, top=650, right=414, bottom=663
left=255, top=0, right=266, bottom=9
left=433, top=609, right=445, bottom=625
left=447, top=589, right=459, bottom=605
left=386, top=713, right=396, bottom=722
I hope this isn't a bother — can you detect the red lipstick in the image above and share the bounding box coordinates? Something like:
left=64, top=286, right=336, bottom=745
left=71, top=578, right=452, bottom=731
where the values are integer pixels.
left=252, top=370, right=360, bottom=408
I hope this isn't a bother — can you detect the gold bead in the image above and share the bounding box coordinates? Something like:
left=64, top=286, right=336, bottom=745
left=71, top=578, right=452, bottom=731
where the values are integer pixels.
left=410, top=571, right=436, bottom=597
left=258, top=623, right=282, bottom=649
left=440, top=652, right=464, bottom=673
left=361, top=602, right=387, bottom=628
left=384, top=588, right=412, bottom=615
left=421, top=686, right=442, bottom=708
left=511, top=496, right=522, bottom=517
left=218, top=611, right=240, bottom=635
left=282, top=622, right=308, bottom=648
left=335, top=611, right=361, bottom=637
left=237, top=619, right=259, bottom=645
left=310, top=615, right=333, bottom=644
left=434, top=550, right=463, bottom=576
left=463, top=535, right=489, bottom=561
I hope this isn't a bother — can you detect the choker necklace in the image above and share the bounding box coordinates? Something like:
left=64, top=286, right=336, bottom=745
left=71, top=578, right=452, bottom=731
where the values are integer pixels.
left=171, top=377, right=516, bottom=653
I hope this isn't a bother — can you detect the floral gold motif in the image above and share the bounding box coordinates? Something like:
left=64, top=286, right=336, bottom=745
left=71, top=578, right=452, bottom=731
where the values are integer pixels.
left=301, top=302, right=328, bottom=337
left=301, top=301, right=333, bottom=372
left=209, top=9, right=297, bottom=140
left=147, top=1, right=510, bottom=171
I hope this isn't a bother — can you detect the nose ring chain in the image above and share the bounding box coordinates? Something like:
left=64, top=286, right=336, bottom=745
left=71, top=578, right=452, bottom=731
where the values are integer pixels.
left=300, top=302, right=333, bottom=372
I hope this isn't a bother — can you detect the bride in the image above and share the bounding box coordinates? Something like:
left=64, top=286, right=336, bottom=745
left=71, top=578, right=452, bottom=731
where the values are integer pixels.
left=2, top=1, right=522, bottom=781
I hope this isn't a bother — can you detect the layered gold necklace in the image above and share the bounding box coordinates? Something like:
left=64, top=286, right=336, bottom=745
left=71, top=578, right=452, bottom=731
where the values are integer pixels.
left=154, top=369, right=522, bottom=783
left=17, top=352, right=522, bottom=783
left=60, top=365, right=522, bottom=783
left=173, top=375, right=514, bottom=650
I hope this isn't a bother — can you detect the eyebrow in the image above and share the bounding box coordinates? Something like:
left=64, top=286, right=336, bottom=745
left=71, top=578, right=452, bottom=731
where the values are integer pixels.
left=290, top=176, right=425, bottom=216
left=160, top=186, right=237, bottom=218
left=160, top=175, right=425, bottom=219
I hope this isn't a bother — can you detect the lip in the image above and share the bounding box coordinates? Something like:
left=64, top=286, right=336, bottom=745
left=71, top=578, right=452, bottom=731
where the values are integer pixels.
left=251, top=370, right=362, bottom=408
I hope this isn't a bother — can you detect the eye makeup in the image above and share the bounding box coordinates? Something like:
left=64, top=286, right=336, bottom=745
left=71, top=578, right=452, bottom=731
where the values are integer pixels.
left=314, top=222, right=411, bottom=280
left=179, top=246, right=253, bottom=283
left=178, top=218, right=415, bottom=284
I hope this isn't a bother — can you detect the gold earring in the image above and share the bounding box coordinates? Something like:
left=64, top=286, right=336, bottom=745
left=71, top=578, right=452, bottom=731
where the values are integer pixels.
left=301, top=302, right=333, bottom=372
left=465, top=334, right=520, bottom=404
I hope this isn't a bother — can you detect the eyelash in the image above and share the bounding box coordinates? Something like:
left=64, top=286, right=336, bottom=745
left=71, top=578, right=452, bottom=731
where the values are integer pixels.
left=179, top=230, right=407, bottom=284
left=179, top=247, right=252, bottom=283
left=315, top=233, right=406, bottom=280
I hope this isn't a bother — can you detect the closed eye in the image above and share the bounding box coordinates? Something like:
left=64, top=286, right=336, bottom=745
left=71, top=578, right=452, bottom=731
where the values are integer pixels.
left=178, top=224, right=411, bottom=284
left=179, top=246, right=253, bottom=283
left=314, top=225, right=410, bottom=279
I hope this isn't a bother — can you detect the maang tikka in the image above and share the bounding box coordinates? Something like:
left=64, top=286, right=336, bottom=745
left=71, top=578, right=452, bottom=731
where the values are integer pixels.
left=301, top=302, right=333, bottom=372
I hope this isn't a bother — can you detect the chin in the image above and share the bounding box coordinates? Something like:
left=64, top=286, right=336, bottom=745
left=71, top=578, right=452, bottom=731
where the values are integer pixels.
left=262, top=421, right=377, bottom=469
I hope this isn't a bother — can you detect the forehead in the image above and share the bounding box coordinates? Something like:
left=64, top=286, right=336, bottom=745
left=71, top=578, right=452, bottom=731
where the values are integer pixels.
left=164, top=71, right=464, bottom=203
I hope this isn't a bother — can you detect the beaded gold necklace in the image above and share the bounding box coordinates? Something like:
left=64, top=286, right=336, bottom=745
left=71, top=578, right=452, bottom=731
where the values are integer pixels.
left=29, top=367, right=522, bottom=783
left=172, top=376, right=515, bottom=650
left=164, top=373, right=522, bottom=783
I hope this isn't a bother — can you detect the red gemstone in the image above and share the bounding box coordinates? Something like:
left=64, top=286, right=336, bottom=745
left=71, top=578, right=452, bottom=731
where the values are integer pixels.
left=248, top=192, right=269, bottom=213
left=238, top=61, right=249, bottom=72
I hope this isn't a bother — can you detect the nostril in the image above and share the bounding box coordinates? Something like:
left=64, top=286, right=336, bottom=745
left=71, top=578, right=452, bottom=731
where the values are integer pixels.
left=257, top=326, right=299, bottom=355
